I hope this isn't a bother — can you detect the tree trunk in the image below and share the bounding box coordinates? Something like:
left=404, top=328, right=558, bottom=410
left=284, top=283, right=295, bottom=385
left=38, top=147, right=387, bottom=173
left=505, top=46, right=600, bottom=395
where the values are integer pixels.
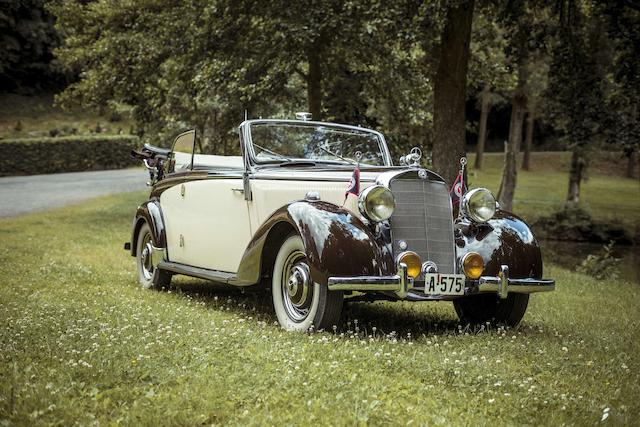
left=627, top=149, right=639, bottom=179
left=307, top=41, right=322, bottom=120
left=474, top=83, right=491, bottom=170
left=432, top=0, right=475, bottom=186
left=522, top=108, right=535, bottom=171
left=497, top=94, right=527, bottom=212
left=567, top=149, right=586, bottom=203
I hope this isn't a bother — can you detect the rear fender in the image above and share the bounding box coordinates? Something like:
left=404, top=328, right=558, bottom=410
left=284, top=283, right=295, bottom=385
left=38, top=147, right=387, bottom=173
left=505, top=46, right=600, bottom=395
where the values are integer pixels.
left=130, top=199, right=166, bottom=257
left=237, top=201, right=395, bottom=286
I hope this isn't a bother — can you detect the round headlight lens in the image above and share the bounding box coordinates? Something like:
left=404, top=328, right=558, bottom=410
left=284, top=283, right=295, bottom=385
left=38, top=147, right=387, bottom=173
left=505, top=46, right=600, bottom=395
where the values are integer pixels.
left=358, top=185, right=395, bottom=222
left=462, top=188, right=496, bottom=222
left=397, top=251, right=422, bottom=278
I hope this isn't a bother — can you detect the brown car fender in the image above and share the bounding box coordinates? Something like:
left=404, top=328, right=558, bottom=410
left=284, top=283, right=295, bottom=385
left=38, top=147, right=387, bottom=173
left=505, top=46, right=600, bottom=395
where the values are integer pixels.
left=236, top=201, right=395, bottom=286
left=130, top=199, right=166, bottom=257
left=455, top=210, right=543, bottom=279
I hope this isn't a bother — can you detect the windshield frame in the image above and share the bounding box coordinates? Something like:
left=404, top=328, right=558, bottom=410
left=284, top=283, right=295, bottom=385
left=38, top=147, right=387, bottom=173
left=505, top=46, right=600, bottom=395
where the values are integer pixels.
left=240, top=119, right=392, bottom=168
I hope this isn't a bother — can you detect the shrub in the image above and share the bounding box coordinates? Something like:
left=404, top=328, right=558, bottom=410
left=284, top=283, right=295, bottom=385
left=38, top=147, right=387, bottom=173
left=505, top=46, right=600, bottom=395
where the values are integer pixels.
left=577, top=241, right=621, bottom=280
left=533, top=205, right=634, bottom=244
left=0, top=135, right=140, bottom=176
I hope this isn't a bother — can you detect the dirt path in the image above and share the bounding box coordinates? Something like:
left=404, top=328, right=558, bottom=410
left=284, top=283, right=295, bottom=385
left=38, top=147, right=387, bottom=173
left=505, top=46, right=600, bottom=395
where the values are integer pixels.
left=0, top=168, right=148, bottom=217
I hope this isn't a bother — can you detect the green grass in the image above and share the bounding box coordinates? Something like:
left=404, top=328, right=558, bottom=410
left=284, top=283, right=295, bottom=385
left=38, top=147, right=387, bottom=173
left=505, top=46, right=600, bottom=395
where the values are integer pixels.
left=1, top=191, right=639, bottom=425
left=467, top=152, right=640, bottom=230
left=0, top=94, right=134, bottom=139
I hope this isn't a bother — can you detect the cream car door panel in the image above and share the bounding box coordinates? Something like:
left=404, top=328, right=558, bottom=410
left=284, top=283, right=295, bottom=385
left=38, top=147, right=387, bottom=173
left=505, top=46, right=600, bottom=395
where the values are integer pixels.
left=161, top=178, right=251, bottom=272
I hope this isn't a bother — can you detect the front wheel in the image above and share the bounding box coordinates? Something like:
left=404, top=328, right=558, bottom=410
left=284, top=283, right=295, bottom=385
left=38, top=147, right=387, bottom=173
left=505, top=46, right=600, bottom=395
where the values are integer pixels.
left=453, top=293, right=529, bottom=327
left=272, top=235, right=343, bottom=331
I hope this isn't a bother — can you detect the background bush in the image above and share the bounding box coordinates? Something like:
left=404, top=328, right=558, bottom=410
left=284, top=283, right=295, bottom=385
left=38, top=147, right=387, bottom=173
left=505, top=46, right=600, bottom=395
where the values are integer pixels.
left=0, top=135, right=139, bottom=176
left=532, top=205, right=635, bottom=244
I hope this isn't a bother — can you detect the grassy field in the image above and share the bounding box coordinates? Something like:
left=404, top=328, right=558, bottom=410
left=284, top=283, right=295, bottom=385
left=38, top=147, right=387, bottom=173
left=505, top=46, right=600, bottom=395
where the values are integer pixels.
left=1, top=191, right=639, bottom=425
left=0, top=94, right=134, bottom=139
left=466, top=152, right=640, bottom=231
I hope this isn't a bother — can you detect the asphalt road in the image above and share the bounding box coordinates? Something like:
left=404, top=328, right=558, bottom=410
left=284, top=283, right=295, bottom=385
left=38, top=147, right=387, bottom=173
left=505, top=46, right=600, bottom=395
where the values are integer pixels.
left=0, top=168, right=148, bottom=218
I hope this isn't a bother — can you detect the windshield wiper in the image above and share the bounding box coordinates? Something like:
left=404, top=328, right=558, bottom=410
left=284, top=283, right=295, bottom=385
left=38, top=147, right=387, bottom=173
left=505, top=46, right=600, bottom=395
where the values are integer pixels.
left=317, top=145, right=356, bottom=164
left=253, top=143, right=290, bottom=162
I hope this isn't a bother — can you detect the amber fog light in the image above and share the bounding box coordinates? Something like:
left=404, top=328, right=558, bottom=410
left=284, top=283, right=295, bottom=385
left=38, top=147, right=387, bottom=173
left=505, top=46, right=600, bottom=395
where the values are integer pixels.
left=462, top=252, right=484, bottom=279
left=397, top=251, right=422, bottom=278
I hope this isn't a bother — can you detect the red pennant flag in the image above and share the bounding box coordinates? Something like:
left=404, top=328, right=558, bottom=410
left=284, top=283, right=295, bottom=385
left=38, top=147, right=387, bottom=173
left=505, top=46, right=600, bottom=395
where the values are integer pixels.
left=450, top=170, right=466, bottom=205
left=345, top=164, right=360, bottom=199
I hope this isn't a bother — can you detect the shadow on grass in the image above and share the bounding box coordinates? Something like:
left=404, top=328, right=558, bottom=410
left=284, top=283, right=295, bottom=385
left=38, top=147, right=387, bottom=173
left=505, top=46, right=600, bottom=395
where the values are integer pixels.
left=166, top=278, right=480, bottom=339
left=343, top=302, right=462, bottom=338
left=167, top=279, right=551, bottom=339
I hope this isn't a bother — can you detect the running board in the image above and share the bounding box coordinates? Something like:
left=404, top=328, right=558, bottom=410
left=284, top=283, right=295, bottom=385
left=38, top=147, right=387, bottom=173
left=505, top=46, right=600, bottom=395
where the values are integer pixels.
left=158, top=261, right=253, bottom=286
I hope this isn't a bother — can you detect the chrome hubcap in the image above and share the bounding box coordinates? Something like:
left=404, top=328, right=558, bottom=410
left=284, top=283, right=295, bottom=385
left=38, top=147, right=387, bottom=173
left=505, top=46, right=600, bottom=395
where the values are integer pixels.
left=140, top=234, right=154, bottom=281
left=281, top=251, right=313, bottom=322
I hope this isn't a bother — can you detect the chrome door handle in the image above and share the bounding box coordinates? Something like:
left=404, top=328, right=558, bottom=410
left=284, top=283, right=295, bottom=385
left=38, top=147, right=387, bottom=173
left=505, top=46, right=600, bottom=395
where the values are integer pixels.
left=231, top=188, right=244, bottom=194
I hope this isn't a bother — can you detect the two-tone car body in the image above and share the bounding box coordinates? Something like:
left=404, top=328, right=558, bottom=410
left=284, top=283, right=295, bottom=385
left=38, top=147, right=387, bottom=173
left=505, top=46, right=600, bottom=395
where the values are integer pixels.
left=128, top=117, right=554, bottom=331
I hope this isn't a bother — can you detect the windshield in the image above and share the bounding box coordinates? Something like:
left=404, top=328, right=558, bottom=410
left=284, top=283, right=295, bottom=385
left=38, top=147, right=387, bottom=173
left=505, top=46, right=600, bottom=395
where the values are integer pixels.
left=249, top=122, right=387, bottom=166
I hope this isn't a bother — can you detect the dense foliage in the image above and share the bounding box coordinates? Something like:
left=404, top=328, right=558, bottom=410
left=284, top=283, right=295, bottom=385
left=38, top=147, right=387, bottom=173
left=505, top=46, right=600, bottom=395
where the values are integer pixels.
left=2, top=0, right=635, bottom=197
left=47, top=0, right=443, bottom=161
left=0, top=0, right=66, bottom=91
left=0, top=135, right=139, bottom=176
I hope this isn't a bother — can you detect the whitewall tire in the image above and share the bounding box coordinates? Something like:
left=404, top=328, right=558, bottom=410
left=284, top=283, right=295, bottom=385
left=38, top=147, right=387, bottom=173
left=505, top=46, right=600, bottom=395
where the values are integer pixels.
left=272, top=235, right=343, bottom=331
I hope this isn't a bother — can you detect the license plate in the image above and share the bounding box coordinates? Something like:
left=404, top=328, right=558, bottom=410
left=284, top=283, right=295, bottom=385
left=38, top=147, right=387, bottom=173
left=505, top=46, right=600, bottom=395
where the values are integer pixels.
left=423, top=273, right=466, bottom=295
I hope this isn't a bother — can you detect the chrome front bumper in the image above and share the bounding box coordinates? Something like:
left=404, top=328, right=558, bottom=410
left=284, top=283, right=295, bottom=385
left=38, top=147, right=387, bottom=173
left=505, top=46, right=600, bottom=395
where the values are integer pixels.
left=327, top=264, right=555, bottom=300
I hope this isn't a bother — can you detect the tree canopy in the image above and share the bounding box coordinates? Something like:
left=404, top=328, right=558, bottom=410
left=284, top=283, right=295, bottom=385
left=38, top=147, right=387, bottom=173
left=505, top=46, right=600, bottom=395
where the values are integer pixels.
left=20, top=0, right=635, bottom=194
left=0, top=0, right=65, bottom=91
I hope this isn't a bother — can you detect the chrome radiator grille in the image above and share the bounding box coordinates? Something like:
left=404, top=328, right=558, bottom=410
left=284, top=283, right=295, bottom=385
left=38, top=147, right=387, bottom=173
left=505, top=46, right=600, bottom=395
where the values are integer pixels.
left=389, top=179, right=456, bottom=274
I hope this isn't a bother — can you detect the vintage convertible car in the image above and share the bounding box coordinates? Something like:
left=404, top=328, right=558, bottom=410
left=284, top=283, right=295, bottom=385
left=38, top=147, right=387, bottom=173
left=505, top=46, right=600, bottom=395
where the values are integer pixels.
left=127, top=116, right=554, bottom=331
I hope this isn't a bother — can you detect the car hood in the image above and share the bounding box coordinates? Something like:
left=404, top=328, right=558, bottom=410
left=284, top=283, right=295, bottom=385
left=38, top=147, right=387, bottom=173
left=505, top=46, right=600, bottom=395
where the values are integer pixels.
left=251, top=165, right=445, bottom=184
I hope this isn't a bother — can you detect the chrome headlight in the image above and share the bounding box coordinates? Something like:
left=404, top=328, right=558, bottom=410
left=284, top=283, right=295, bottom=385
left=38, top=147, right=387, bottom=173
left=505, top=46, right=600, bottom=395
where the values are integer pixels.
left=461, top=188, right=496, bottom=222
left=358, top=185, right=395, bottom=222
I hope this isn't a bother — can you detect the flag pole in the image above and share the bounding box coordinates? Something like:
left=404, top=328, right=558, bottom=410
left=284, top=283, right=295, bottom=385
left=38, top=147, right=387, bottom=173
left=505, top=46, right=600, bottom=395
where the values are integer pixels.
left=456, top=156, right=467, bottom=219
left=460, top=156, right=467, bottom=194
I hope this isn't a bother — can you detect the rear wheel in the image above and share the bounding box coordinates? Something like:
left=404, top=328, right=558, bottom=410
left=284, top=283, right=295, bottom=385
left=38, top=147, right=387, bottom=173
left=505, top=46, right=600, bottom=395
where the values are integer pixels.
left=453, top=293, right=529, bottom=327
left=272, top=235, right=343, bottom=331
left=136, top=222, right=172, bottom=289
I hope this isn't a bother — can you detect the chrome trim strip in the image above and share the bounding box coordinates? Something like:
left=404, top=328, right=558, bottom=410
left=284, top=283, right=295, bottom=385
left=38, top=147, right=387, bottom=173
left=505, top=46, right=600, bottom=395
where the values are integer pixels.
left=250, top=175, right=377, bottom=183
left=156, top=172, right=243, bottom=186
left=158, top=261, right=255, bottom=286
